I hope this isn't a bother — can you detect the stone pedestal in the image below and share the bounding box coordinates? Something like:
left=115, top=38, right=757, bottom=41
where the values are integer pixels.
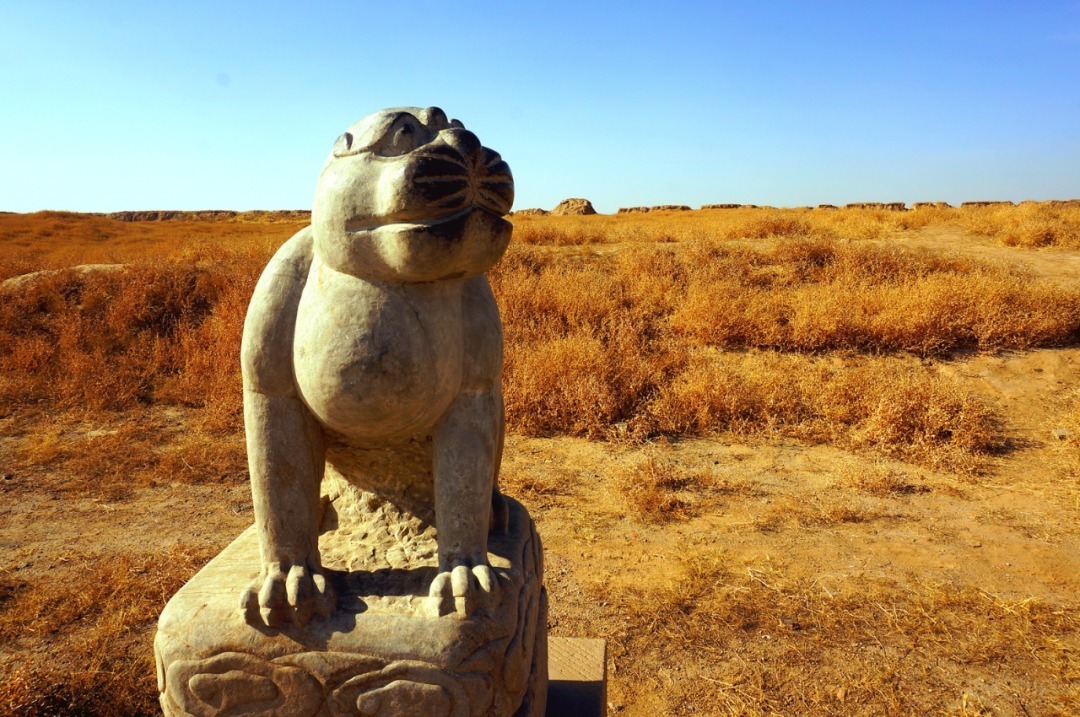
left=155, top=499, right=546, bottom=717
left=546, top=638, right=607, bottom=717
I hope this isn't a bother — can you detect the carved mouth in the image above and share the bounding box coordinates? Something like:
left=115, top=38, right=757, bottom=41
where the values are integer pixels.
left=344, top=206, right=507, bottom=234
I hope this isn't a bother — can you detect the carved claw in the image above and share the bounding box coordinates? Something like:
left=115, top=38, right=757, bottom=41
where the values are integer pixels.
left=428, top=559, right=497, bottom=617
left=241, top=564, right=335, bottom=628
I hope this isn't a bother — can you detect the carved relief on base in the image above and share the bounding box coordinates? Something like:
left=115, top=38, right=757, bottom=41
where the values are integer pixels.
left=161, top=652, right=476, bottom=717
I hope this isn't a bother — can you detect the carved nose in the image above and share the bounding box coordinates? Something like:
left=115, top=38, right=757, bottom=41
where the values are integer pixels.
left=411, top=129, right=514, bottom=216
left=442, top=130, right=513, bottom=216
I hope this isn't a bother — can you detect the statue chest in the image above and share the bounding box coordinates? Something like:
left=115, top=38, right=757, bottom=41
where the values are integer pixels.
left=293, top=262, right=465, bottom=439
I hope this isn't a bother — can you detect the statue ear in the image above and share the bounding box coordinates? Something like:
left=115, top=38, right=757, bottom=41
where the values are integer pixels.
left=418, top=107, right=450, bottom=129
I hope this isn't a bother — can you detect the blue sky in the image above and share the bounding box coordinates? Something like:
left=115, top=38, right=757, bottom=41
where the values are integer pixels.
left=2, top=1, right=1078, bottom=213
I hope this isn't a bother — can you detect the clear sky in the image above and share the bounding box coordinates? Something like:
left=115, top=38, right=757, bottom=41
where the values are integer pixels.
left=2, top=1, right=1078, bottom=213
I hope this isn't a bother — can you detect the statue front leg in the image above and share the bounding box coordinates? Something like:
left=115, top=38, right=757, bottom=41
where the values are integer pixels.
left=429, top=388, right=502, bottom=616
left=241, top=389, right=335, bottom=627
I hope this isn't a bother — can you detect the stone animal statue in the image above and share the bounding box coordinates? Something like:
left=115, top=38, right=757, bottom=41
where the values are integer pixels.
left=239, top=106, right=514, bottom=628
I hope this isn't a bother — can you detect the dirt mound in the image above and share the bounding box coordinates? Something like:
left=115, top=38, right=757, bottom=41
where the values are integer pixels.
left=235, top=210, right=311, bottom=223
left=511, top=208, right=549, bottom=216
left=0, top=264, right=126, bottom=292
left=107, top=210, right=237, bottom=221
left=844, top=202, right=907, bottom=211
left=550, top=198, right=596, bottom=216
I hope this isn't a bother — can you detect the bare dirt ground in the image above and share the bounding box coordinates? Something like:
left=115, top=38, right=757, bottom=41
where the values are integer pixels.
left=1, top=221, right=1078, bottom=715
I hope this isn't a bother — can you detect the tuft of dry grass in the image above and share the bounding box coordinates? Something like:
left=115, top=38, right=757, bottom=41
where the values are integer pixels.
left=0, top=546, right=216, bottom=717
left=833, top=460, right=930, bottom=496
left=616, top=451, right=714, bottom=522
left=598, top=554, right=1079, bottom=716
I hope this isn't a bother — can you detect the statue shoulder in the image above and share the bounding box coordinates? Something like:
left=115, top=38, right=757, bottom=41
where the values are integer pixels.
left=241, top=226, right=314, bottom=394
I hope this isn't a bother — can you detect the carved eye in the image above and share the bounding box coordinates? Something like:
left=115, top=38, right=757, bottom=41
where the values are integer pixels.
left=375, top=117, right=430, bottom=157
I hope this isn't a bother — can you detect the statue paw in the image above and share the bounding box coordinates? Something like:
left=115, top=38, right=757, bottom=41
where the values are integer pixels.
left=240, top=563, right=336, bottom=628
left=428, top=559, right=497, bottom=617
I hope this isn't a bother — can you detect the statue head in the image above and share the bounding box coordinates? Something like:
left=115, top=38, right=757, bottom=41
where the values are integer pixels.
left=312, top=107, right=514, bottom=283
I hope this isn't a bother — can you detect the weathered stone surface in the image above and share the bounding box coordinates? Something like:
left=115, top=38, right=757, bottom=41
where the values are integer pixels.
left=814, top=204, right=838, bottom=210
left=700, top=203, right=742, bottom=210
left=156, top=107, right=546, bottom=716
left=648, top=205, right=691, bottom=212
left=511, top=208, right=549, bottom=216
left=911, top=202, right=952, bottom=209
left=961, top=201, right=1015, bottom=208
left=617, top=206, right=650, bottom=214
left=550, top=198, right=596, bottom=216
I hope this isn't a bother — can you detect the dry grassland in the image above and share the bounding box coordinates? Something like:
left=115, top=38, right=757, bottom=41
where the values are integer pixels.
left=1, top=206, right=1078, bottom=716
left=514, top=202, right=1080, bottom=248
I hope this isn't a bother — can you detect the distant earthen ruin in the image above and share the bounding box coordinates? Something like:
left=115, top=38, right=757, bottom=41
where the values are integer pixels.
left=550, top=198, right=596, bottom=216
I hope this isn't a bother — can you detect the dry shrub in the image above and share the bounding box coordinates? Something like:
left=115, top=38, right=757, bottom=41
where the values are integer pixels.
left=513, top=218, right=611, bottom=246
left=0, top=546, right=215, bottom=717
left=600, top=555, right=1078, bottom=716
left=718, top=212, right=817, bottom=240
left=498, top=467, right=570, bottom=503
left=834, top=460, right=929, bottom=496
left=646, top=351, right=1000, bottom=472
left=0, top=249, right=268, bottom=428
left=958, top=202, right=1080, bottom=248
left=616, top=451, right=711, bottom=522
left=495, top=248, right=688, bottom=438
